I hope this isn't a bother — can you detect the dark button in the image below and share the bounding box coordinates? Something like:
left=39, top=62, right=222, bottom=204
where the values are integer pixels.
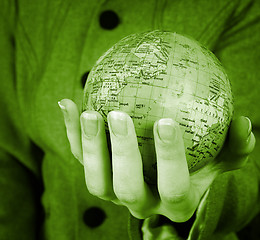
left=81, top=71, right=90, bottom=88
left=83, top=207, right=106, bottom=228
left=99, top=10, right=120, bottom=30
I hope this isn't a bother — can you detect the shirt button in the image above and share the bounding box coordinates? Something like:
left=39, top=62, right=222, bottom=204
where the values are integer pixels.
left=99, top=10, right=120, bottom=30
left=83, top=207, right=107, bottom=228
left=81, top=71, right=90, bottom=88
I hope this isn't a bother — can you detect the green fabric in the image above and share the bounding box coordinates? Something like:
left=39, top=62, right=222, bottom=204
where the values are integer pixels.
left=0, top=0, right=260, bottom=239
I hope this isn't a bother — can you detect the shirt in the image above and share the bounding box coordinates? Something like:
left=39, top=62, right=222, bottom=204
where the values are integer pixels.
left=0, top=0, right=260, bottom=239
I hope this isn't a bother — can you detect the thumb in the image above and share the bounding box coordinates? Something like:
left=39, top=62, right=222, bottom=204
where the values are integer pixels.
left=229, top=116, right=255, bottom=156
left=221, top=116, right=256, bottom=171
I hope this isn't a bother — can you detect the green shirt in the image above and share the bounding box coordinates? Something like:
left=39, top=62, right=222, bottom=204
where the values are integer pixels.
left=0, top=0, right=259, bottom=239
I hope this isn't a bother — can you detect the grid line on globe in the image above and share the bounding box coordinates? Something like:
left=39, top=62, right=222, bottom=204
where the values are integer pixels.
left=82, top=30, right=233, bottom=184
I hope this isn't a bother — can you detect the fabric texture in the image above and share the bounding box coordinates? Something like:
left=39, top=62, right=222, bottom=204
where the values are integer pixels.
left=0, top=0, right=259, bottom=239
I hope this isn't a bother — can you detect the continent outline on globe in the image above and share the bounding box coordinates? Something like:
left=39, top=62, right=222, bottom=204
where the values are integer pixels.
left=82, top=30, right=234, bottom=184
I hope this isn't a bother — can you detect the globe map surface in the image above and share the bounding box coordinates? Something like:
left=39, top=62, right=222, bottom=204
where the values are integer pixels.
left=82, top=30, right=234, bottom=184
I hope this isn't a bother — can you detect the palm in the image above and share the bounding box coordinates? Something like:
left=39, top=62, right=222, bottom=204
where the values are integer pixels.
left=59, top=99, right=255, bottom=223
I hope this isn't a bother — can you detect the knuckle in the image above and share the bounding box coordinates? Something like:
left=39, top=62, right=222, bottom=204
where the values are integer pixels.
left=83, top=155, right=97, bottom=168
left=112, top=146, right=125, bottom=157
left=87, top=186, right=113, bottom=200
left=115, top=191, right=140, bottom=204
left=82, top=141, right=100, bottom=157
left=111, top=140, right=130, bottom=156
left=110, top=135, right=139, bottom=157
left=129, top=210, right=150, bottom=220
left=83, top=146, right=93, bottom=156
left=161, top=191, right=188, bottom=204
left=157, top=149, right=173, bottom=160
left=155, top=142, right=176, bottom=159
left=170, top=212, right=194, bottom=223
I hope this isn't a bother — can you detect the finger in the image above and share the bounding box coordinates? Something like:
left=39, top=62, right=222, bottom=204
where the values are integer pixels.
left=80, top=111, right=117, bottom=201
left=107, top=111, right=156, bottom=215
left=154, top=119, right=191, bottom=204
left=58, top=99, right=83, bottom=164
left=229, top=116, right=256, bottom=156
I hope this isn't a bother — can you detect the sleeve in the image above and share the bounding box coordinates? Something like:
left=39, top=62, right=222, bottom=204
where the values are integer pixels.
left=190, top=155, right=260, bottom=240
left=193, top=0, right=260, bottom=238
left=0, top=1, right=43, bottom=239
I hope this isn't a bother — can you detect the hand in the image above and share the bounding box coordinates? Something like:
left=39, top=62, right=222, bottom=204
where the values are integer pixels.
left=58, top=99, right=256, bottom=222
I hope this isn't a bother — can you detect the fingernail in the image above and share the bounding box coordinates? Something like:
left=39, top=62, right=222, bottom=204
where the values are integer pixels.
left=58, top=101, right=69, bottom=120
left=81, top=112, right=98, bottom=137
left=58, top=101, right=65, bottom=110
left=109, top=111, right=128, bottom=136
left=158, top=118, right=176, bottom=142
left=245, top=117, right=252, bottom=137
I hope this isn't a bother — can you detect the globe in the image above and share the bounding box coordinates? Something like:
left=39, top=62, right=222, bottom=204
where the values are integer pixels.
left=82, top=30, right=234, bottom=184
